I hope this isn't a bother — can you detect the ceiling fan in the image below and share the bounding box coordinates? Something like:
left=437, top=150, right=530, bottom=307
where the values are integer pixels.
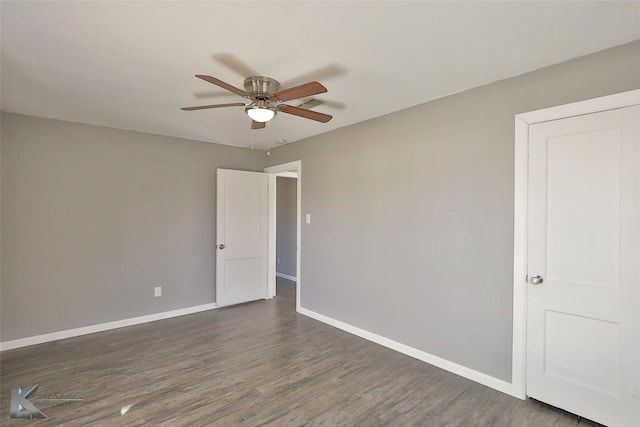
left=182, top=75, right=333, bottom=129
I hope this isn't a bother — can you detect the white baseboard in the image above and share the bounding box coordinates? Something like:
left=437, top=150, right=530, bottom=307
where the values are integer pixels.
left=0, top=303, right=218, bottom=352
left=276, top=272, right=297, bottom=282
left=297, top=306, right=516, bottom=398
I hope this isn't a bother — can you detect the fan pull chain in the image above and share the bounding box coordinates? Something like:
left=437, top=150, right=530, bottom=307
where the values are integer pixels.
left=266, top=120, right=271, bottom=156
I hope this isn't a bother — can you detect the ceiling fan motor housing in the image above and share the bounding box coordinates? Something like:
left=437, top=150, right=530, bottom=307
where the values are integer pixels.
left=244, top=76, right=280, bottom=98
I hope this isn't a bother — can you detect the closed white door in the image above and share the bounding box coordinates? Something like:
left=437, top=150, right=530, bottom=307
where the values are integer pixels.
left=216, top=169, right=269, bottom=307
left=526, top=105, right=640, bottom=427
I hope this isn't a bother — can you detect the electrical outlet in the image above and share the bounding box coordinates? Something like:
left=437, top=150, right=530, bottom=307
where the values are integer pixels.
left=633, top=384, right=640, bottom=400
left=154, top=286, right=162, bottom=297
left=277, top=257, right=281, bottom=264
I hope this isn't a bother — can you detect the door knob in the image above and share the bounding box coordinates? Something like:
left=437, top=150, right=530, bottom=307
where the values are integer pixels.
left=218, top=244, right=225, bottom=250
left=530, top=275, right=544, bottom=285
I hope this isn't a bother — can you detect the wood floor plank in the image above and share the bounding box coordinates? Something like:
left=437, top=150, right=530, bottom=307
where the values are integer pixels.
left=1, top=279, right=604, bottom=426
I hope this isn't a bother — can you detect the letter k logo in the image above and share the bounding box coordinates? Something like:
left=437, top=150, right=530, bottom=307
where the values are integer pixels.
left=10, top=384, right=47, bottom=419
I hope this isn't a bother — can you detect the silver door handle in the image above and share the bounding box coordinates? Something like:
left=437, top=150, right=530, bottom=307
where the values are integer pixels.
left=218, top=244, right=225, bottom=250
left=530, top=275, right=544, bottom=285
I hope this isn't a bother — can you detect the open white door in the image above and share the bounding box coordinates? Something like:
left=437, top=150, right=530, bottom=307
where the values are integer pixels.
left=526, top=106, right=640, bottom=427
left=216, top=169, right=269, bottom=307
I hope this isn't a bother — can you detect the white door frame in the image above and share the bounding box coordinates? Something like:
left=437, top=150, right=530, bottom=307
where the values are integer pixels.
left=511, top=89, right=640, bottom=399
left=264, top=160, right=302, bottom=311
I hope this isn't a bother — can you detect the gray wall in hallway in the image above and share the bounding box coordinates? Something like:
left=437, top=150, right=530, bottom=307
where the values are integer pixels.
left=276, top=177, right=297, bottom=278
left=1, top=114, right=265, bottom=341
left=265, top=40, right=640, bottom=381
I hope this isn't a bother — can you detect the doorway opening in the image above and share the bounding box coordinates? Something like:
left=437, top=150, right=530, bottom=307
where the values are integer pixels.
left=275, top=174, right=297, bottom=292
left=265, top=160, right=301, bottom=311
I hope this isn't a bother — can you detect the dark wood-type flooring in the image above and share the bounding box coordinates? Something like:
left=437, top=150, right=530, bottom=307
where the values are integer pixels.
left=1, top=279, right=604, bottom=426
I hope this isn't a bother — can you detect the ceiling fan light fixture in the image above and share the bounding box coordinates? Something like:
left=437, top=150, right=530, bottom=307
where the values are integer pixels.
left=246, top=98, right=276, bottom=122
left=246, top=106, right=275, bottom=122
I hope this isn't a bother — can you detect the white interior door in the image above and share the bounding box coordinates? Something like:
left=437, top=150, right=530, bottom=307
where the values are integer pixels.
left=216, top=169, right=269, bottom=307
left=526, top=105, right=640, bottom=427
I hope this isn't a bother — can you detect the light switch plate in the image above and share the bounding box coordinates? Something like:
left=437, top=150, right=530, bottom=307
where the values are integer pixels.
left=306, top=214, right=311, bottom=224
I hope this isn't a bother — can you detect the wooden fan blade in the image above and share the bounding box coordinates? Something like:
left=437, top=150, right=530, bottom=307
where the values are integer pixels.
left=181, top=102, right=246, bottom=111
left=251, top=120, right=266, bottom=129
left=274, top=81, right=327, bottom=102
left=195, top=75, right=249, bottom=97
left=280, top=105, right=332, bottom=123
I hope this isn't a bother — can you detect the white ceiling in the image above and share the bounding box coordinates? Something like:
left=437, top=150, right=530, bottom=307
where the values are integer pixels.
left=2, top=1, right=639, bottom=150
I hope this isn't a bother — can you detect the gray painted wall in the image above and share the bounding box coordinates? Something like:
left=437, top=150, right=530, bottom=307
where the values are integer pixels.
left=1, top=114, right=264, bottom=341
left=266, top=40, right=640, bottom=382
left=276, top=177, right=297, bottom=278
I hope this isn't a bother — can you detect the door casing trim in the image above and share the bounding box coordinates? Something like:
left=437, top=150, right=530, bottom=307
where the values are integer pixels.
left=511, top=89, right=640, bottom=399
